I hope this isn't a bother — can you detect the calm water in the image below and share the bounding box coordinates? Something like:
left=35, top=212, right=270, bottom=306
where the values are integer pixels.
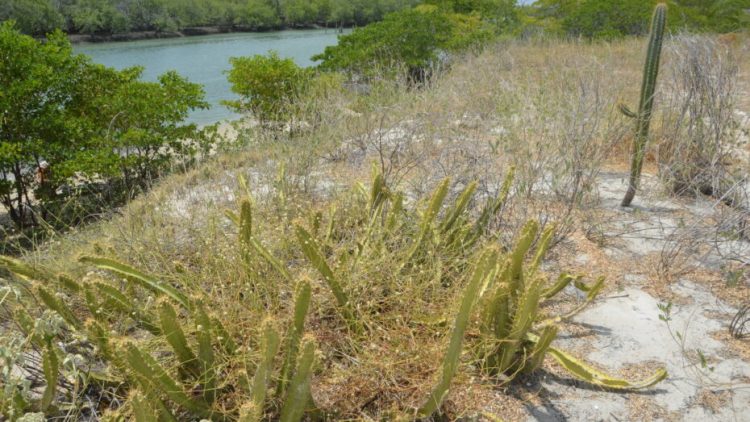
left=74, top=29, right=346, bottom=125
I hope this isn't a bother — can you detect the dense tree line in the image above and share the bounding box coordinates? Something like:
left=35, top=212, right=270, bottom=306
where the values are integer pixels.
left=0, top=0, right=419, bottom=35
left=524, top=0, right=750, bottom=37
left=1, top=0, right=748, bottom=36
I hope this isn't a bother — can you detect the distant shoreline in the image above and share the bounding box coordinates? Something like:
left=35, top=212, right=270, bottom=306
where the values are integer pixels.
left=65, top=24, right=349, bottom=44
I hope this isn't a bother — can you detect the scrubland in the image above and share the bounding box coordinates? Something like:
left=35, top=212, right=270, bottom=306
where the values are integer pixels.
left=2, top=34, right=750, bottom=421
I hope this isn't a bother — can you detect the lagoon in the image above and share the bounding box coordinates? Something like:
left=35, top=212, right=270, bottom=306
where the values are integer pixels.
left=74, top=29, right=346, bottom=125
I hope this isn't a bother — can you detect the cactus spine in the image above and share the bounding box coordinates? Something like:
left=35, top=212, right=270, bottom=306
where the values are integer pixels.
left=193, top=301, right=217, bottom=402
left=295, top=225, right=360, bottom=333
left=40, top=341, right=59, bottom=411
left=122, top=341, right=212, bottom=418
left=621, top=3, right=667, bottom=207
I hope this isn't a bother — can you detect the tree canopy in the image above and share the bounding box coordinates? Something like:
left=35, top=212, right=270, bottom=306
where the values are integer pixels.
left=313, top=5, right=495, bottom=81
left=0, top=22, right=206, bottom=227
left=0, top=0, right=420, bottom=35
left=524, top=0, right=750, bottom=37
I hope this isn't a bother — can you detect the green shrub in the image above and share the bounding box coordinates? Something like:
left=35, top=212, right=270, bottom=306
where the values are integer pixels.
left=313, top=6, right=494, bottom=82
left=224, top=51, right=312, bottom=125
left=0, top=23, right=206, bottom=228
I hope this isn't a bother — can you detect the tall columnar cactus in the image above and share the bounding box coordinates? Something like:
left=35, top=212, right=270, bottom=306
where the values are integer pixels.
left=621, top=3, right=668, bottom=207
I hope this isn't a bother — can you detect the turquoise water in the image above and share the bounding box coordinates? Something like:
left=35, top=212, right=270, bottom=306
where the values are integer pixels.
left=74, top=29, right=345, bottom=125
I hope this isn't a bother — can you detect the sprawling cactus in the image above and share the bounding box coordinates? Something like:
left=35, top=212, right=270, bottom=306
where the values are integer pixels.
left=419, top=221, right=667, bottom=418
left=0, top=168, right=666, bottom=421
left=621, top=3, right=668, bottom=206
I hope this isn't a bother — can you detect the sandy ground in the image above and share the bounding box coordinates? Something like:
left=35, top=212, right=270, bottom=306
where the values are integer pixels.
left=527, top=173, right=750, bottom=422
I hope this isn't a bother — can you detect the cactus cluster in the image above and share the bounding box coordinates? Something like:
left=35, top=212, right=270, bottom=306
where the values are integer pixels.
left=0, top=166, right=667, bottom=420
left=0, top=235, right=315, bottom=421
left=418, top=222, right=668, bottom=417
left=621, top=3, right=668, bottom=207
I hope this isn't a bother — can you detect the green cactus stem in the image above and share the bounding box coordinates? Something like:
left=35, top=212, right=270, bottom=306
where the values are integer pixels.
left=621, top=3, right=668, bottom=207
left=418, top=248, right=498, bottom=417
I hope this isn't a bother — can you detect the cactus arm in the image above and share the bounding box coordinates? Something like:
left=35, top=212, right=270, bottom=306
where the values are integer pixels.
left=40, top=341, right=59, bottom=411
left=240, top=199, right=253, bottom=246
left=369, top=170, right=388, bottom=215
left=440, top=181, right=478, bottom=235
left=224, top=209, right=240, bottom=226
left=295, top=225, right=359, bottom=332
left=158, top=301, right=199, bottom=377
left=418, top=248, right=498, bottom=417
left=94, top=282, right=161, bottom=335
left=385, top=193, right=404, bottom=233
left=248, top=320, right=281, bottom=422
left=122, top=342, right=212, bottom=418
left=497, top=276, right=544, bottom=373
left=524, top=325, right=558, bottom=373
left=545, top=344, right=667, bottom=390
left=0, top=256, right=53, bottom=284
left=618, top=103, right=637, bottom=119
left=80, top=256, right=190, bottom=309
left=542, top=273, right=579, bottom=299
left=403, top=178, right=451, bottom=265
left=279, top=338, right=317, bottom=422
left=55, top=274, right=82, bottom=293
left=211, top=316, right=237, bottom=355
left=248, top=236, right=293, bottom=281
left=193, top=301, right=217, bottom=403
left=278, top=279, right=312, bottom=397
left=529, top=225, right=555, bottom=276
left=130, top=391, right=161, bottom=422
left=36, top=286, right=82, bottom=329
left=467, top=166, right=515, bottom=246
left=622, top=3, right=667, bottom=206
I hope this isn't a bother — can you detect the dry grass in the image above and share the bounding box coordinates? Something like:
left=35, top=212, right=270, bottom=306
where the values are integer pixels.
left=3, top=35, right=750, bottom=420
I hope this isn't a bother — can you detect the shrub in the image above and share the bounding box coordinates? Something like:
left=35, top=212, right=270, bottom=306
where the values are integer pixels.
left=0, top=22, right=207, bottom=228
left=313, top=6, right=493, bottom=82
left=224, top=51, right=312, bottom=125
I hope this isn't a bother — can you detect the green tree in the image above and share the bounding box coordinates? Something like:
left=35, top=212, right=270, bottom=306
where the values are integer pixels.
left=243, top=0, right=282, bottom=29
left=282, top=0, right=319, bottom=25
left=0, top=22, right=206, bottom=227
left=0, top=22, right=82, bottom=225
left=224, top=51, right=311, bottom=124
left=426, top=0, right=519, bottom=31
left=328, top=0, right=354, bottom=26
left=313, top=6, right=492, bottom=81
left=562, top=0, right=653, bottom=38
left=68, top=0, right=130, bottom=34
left=101, top=70, right=208, bottom=183
left=0, top=0, right=64, bottom=34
